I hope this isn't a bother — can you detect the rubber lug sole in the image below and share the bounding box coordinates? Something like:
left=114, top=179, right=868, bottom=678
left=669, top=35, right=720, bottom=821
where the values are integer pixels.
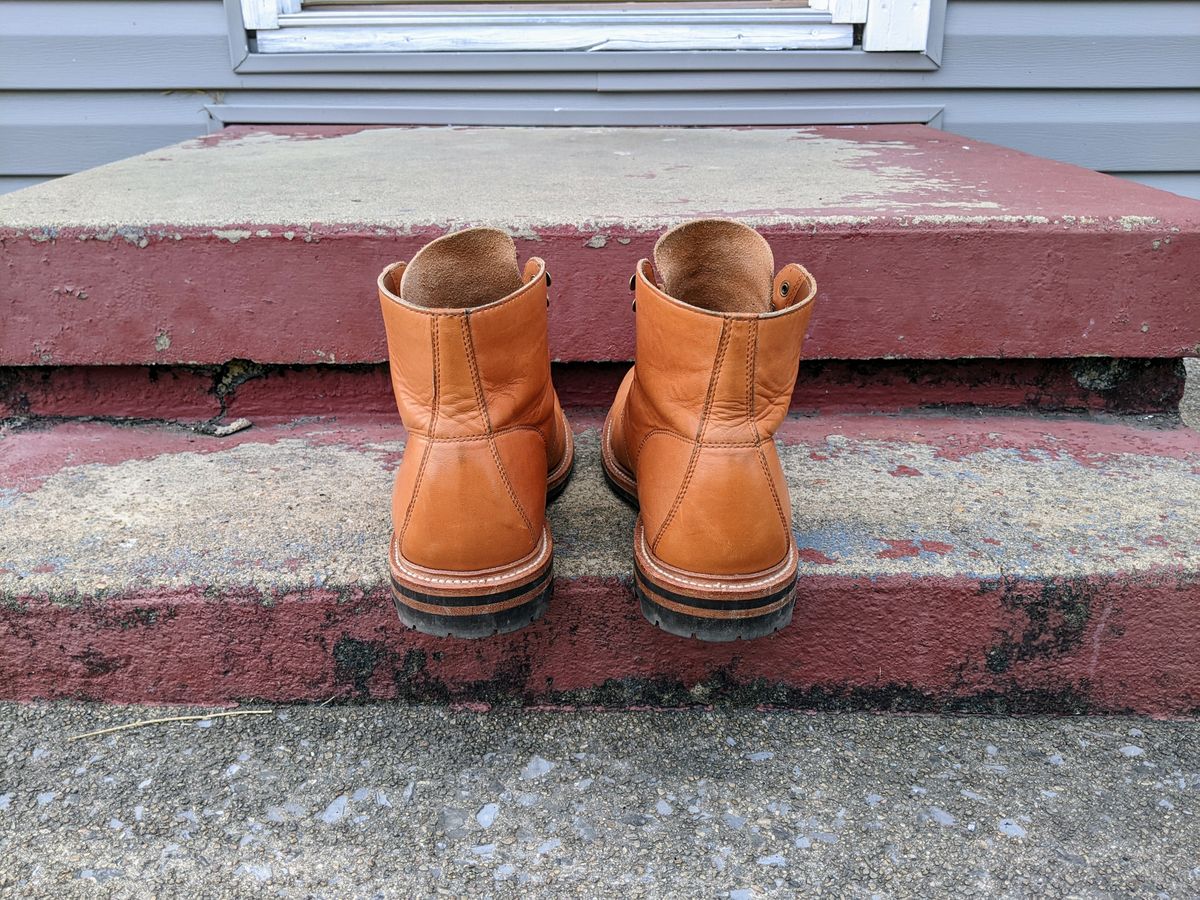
left=392, top=562, right=554, bottom=639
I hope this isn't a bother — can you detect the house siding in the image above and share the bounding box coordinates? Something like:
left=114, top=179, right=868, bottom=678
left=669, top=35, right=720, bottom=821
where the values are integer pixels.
left=1, top=0, right=1198, bottom=196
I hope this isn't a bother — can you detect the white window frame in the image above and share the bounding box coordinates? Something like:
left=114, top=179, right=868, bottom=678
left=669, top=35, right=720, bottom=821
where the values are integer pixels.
left=247, top=3, right=854, bottom=54
left=233, top=0, right=937, bottom=59
left=813, top=0, right=932, bottom=52
left=224, top=0, right=944, bottom=73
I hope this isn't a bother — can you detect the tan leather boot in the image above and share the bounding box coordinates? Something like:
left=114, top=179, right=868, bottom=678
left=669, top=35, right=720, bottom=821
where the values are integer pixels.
left=601, top=220, right=817, bottom=642
left=378, top=229, right=574, bottom=638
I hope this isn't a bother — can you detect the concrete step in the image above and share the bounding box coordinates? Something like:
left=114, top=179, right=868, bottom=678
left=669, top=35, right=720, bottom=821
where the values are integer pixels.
left=3, top=411, right=1198, bottom=713
left=2, top=125, right=1199, bottom=367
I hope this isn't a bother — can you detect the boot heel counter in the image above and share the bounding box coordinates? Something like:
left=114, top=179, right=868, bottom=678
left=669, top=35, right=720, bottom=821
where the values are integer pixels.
left=394, top=430, right=546, bottom=572
left=649, top=442, right=792, bottom=577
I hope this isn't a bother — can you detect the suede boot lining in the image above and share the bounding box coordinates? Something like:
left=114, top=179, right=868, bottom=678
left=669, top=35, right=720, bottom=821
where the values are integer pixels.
left=400, top=228, right=525, bottom=311
left=653, top=219, right=775, bottom=315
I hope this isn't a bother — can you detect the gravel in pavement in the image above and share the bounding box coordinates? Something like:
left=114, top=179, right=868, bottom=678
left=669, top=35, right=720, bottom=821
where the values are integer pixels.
left=2, top=703, right=1198, bottom=897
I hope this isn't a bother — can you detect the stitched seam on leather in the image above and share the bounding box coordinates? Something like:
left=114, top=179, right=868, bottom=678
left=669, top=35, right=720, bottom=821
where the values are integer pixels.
left=548, top=414, right=573, bottom=479
left=635, top=427, right=689, bottom=463
left=748, top=319, right=788, bottom=534
left=633, top=429, right=767, bottom=451
left=747, top=319, right=788, bottom=536
left=757, top=443, right=790, bottom=534
left=393, top=529, right=550, bottom=586
left=404, top=425, right=547, bottom=445
left=400, top=317, right=439, bottom=548
left=640, top=530, right=797, bottom=592
left=747, top=319, right=758, bottom=433
left=602, top=415, right=637, bottom=485
left=462, top=311, right=537, bottom=541
left=617, top=400, right=634, bottom=469
left=469, top=268, right=543, bottom=321
left=651, top=318, right=730, bottom=555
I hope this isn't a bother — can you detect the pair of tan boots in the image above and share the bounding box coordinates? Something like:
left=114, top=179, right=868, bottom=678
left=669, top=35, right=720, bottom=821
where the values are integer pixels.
left=377, top=219, right=817, bottom=643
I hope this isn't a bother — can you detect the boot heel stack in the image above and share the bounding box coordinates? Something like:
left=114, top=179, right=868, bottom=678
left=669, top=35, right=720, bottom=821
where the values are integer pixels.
left=632, top=521, right=798, bottom=643
left=388, top=525, right=556, bottom=640
left=377, top=229, right=574, bottom=639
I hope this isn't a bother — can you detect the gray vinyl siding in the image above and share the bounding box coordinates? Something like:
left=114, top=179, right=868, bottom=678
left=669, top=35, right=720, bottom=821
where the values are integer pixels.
left=2, top=0, right=1198, bottom=197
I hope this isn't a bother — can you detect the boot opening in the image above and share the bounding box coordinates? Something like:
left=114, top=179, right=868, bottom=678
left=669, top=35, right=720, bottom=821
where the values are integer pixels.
left=653, top=219, right=775, bottom=315
left=399, top=228, right=525, bottom=310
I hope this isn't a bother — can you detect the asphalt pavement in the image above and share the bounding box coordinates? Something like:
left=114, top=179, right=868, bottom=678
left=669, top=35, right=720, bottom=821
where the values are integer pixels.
left=2, top=703, right=1198, bottom=897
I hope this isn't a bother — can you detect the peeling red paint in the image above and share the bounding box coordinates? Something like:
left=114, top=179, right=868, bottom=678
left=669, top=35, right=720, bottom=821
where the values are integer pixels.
left=890, top=465, right=923, bottom=477
left=875, top=539, right=953, bottom=558
left=6, top=413, right=1198, bottom=494
left=2, top=572, right=1198, bottom=714
left=185, top=125, right=393, bottom=149
left=877, top=540, right=922, bottom=559
left=919, top=541, right=954, bottom=555
left=798, top=549, right=837, bottom=565
left=3, top=226, right=1198, bottom=367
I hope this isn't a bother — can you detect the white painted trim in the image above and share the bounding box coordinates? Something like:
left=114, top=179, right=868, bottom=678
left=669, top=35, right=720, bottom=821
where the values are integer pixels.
left=828, top=0, right=868, bottom=24
left=257, top=10, right=853, bottom=53
left=258, top=24, right=852, bottom=53
left=862, top=0, right=930, bottom=51
left=240, top=0, right=282, bottom=30
left=277, top=7, right=839, bottom=27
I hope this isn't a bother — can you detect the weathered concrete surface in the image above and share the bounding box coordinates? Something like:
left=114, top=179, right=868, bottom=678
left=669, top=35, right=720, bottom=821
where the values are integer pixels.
left=0, top=125, right=1161, bottom=230
left=1, top=357, right=1187, bottom=421
left=2, top=125, right=1198, bottom=365
left=2, top=703, right=1200, bottom=897
left=2, top=413, right=1199, bottom=712
left=5, top=414, right=1200, bottom=592
left=1183, top=358, right=1200, bottom=431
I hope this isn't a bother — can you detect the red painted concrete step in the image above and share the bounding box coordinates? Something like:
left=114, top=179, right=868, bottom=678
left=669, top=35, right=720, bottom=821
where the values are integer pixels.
left=3, top=412, right=1199, bottom=714
left=2, top=125, right=1198, bottom=367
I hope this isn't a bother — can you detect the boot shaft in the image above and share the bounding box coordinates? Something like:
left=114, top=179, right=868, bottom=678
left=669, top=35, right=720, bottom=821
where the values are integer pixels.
left=606, top=219, right=819, bottom=581
left=630, top=220, right=817, bottom=442
left=378, top=229, right=554, bottom=439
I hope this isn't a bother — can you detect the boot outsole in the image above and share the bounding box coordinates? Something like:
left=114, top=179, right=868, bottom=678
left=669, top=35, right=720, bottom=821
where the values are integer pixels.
left=601, top=417, right=797, bottom=643
left=392, top=567, right=554, bottom=639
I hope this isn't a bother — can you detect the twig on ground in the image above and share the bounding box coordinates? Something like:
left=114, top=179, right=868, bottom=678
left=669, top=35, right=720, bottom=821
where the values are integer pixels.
left=67, top=709, right=274, bottom=741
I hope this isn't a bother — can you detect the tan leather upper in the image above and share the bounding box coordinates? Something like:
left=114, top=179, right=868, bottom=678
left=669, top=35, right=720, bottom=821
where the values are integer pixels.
left=608, top=219, right=817, bottom=575
left=378, top=228, right=569, bottom=572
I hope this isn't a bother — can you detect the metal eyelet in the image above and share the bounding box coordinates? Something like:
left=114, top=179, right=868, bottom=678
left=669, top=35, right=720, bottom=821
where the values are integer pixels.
left=545, top=271, right=552, bottom=287
left=628, top=274, right=636, bottom=292
left=779, top=281, right=791, bottom=298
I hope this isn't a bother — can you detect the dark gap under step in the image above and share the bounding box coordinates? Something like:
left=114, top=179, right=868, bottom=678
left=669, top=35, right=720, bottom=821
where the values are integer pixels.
left=0, top=358, right=1185, bottom=424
